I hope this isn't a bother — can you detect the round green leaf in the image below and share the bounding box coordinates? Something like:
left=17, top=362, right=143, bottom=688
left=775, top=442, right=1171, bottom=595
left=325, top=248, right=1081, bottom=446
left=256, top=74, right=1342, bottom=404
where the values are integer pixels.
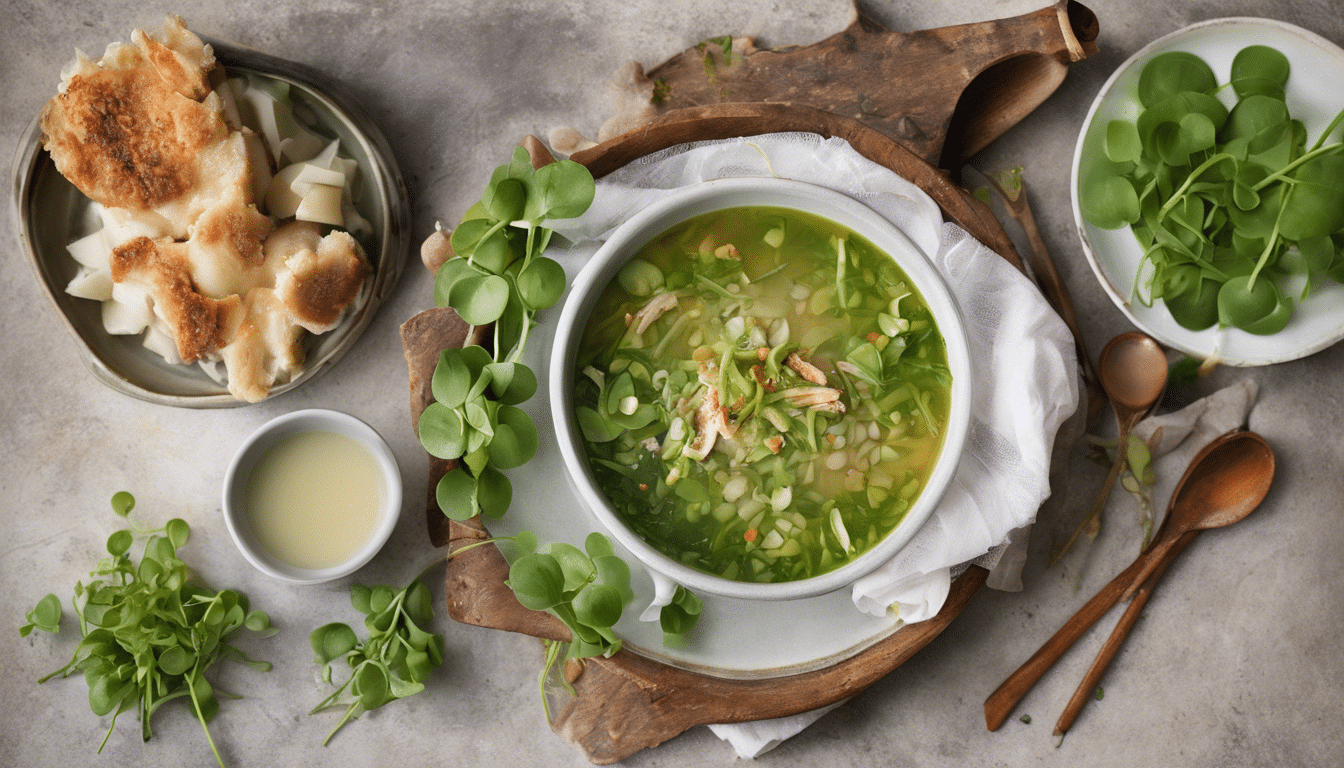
left=1104, top=120, right=1142, bottom=163
left=528, top=160, right=596, bottom=221
left=585, top=532, right=616, bottom=559
left=355, top=663, right=392, bottom=710
left=433, top=256, right=483, bottom=308
left=244, top=610, right=273, bottom=633
left=516, top=256, right=567, bottom=310
left=471, top=228, right=516, bottom=274
left=106, top=530, right=132, bottom=558
left=419, top=403, right=467, bottom=460
left=89, top=673, right=134, bottom=716
left=604, top=372, right=636, bottom=415
left=158, top=644, right=195, bottom=676
left=370, top=586, right=396, bottom=615
left=1165, top=277, right=1221, bottom=330
left=548, top=543, right=596, bottom=592
left=592, top=555, right=634, bottom=604
left=474, top=466, right=513, bottom=519
left=32, top=593, right=62, bottom=630
left=660, top=586, right=702, bottom=635
left=1138, top=51, right=1216, bottom=107
left=660, top=604, right=697, bottom=635
left=1231, top=45, right=1290, bottom=99
left=350, top=584, right=372, bottom=614
left=1080, top=173, right=1140, bottom=230
left=449, top=274, right=511, bottom=326
left=1278, top=154, right=1344, bottom=240
left=404, top=581, right=434, bottom=627
left=165, top=518, right=190, bottom=549
left=1217, top=275, right=1293, bottom=334
left=449, top=217, right=494, bottom=258
left=577, top=405, right=624, bottom=443
left=1297, top=237, right=1336, bottom=273
left=1179, top=112, right=1217, bottom=154
left=572, top=583, right=623, bottom=629
left=673, top=479, right=708, bottom=503
left=458, top=344, right=493, bottom=378
left=484, top=361, right=537, bottom=405
left=1227, top=184, right=1284, bottom=240
left=435, top=468, right=479, bottom=521
left=110, top=491, right=135, bottom=518
left=482, top=177, right=526, bottom=223
left=1224, top=94, right=1290, bottom=154
left=432, top=349, right=474, bottom=408
left=487, top=405, right=538, bottom=469
left=512, top=530, right=539, bottom=555
left=506, top=553, right=566, bottom=610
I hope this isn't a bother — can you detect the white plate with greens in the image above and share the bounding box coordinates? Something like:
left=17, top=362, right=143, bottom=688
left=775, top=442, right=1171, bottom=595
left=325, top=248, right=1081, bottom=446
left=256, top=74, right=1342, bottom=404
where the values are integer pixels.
left=485, top=184, right=963, bottom=679
left=1072, top=18, right=1344, bottom=365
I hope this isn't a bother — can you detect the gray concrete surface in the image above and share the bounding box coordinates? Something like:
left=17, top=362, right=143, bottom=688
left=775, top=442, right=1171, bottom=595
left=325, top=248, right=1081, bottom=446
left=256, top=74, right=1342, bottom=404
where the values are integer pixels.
left=2, top=1, right=1341, bottom=766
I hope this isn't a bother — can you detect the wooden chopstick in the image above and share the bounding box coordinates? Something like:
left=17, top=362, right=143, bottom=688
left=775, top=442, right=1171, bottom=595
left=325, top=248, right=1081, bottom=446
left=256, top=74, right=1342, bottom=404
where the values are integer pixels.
left=1053, top=530, right=1199, bottom=735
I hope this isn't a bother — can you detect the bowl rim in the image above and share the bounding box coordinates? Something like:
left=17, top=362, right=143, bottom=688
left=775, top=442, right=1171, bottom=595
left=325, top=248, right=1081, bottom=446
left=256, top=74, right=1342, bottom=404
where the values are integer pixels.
left=9, top=39, right=410, bottom=407
left=548, top=176, right=972, bottom=601
left=221, top=408, right=402, bottom=584
left=1069, top=16, right=1344, bottom=366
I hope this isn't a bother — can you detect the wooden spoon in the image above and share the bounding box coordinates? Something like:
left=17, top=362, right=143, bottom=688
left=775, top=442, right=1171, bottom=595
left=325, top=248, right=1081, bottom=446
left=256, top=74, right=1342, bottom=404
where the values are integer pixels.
left=984, top=430, right=1275, bottom=732
left=1052, top=332, right=1168, bottom=564
left=1054, top=431, right=1275, bottom=734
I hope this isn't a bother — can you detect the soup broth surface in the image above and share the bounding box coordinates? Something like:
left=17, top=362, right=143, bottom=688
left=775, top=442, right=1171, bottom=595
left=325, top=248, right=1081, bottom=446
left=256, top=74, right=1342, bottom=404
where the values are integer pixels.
left=575, top=206, right=951, bottom=584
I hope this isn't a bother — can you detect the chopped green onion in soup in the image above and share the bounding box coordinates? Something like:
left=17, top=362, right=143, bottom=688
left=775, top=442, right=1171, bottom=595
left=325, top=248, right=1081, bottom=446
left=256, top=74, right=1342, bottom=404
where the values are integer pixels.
left=574, top=207, right=952, bottom=584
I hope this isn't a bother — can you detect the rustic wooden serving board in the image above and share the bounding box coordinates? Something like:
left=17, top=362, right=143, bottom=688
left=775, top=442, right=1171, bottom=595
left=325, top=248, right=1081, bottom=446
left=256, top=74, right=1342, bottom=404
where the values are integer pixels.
left=401, top=2, right=1097, bottom=763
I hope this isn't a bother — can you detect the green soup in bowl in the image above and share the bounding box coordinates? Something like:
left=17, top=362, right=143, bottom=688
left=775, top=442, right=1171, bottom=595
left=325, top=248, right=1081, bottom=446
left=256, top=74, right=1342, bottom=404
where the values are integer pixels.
left=550, top=178, right=971, bottom=601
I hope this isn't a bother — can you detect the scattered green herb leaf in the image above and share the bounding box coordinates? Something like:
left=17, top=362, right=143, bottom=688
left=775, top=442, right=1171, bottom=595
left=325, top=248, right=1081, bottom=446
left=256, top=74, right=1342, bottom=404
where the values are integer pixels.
left=309, top=578, right=445, bottom=746
left=19, top=593, right=61, bottom=637
left=1167, top=355, right=1201, bottom=389
left=1020, top=714, right=1032, bottom=724
left=25, top=493, right=274, bottom=767
left=504, top=532, right=635, bottom=720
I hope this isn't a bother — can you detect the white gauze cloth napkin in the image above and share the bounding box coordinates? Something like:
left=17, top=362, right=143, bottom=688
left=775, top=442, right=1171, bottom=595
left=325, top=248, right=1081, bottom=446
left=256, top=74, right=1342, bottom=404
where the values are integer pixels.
left=551, top=133, right=1079, bottom=757
left=1133, top=378, right=1259, bottom=528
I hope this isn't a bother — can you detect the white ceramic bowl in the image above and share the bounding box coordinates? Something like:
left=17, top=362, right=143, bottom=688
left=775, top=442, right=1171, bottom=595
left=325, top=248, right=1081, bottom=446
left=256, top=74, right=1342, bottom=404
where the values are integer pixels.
left=549, top=177, right=972, bottom=601
left=1071, top=18, right=1344, bottom=366
left=222, top=409, right=401, bottom=584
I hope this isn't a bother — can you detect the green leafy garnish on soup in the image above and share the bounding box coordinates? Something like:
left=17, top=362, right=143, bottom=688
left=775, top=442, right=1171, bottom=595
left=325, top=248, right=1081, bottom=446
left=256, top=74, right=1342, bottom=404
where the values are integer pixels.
left=575, top=207, right=952, bottom=584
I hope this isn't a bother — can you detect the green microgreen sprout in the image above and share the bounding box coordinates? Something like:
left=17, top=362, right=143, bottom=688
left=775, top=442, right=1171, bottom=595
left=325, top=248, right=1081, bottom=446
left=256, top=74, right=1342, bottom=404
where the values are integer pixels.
left=308, top=577, right=445, bottom=746
left=23, top=492, right=276, bottom=768
left=504, top=532, right=635, bottom=720
left=1081, top=46, right=1344, bottom=335
left=425, top=147, right=702, bottom=714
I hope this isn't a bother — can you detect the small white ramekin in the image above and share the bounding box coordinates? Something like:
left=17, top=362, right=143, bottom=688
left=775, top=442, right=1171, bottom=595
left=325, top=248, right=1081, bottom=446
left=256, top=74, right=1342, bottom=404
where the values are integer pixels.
left=549, top=177, right=972, bottom=601
left=222, top=409, right=402, bottom=584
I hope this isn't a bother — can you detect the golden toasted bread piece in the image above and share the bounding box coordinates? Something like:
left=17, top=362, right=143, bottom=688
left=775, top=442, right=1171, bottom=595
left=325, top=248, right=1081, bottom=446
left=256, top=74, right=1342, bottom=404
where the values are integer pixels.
left=39, top=18, right=251, bottom=239
left=109, top=236, right=240, bottom=363
left=132, top=15, right=215, bottom=100
left=220, top=289, right=306, bottom=403
left=274, top=228, right=372, bottom=334
left=186, top=201, right=274, bottom=298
